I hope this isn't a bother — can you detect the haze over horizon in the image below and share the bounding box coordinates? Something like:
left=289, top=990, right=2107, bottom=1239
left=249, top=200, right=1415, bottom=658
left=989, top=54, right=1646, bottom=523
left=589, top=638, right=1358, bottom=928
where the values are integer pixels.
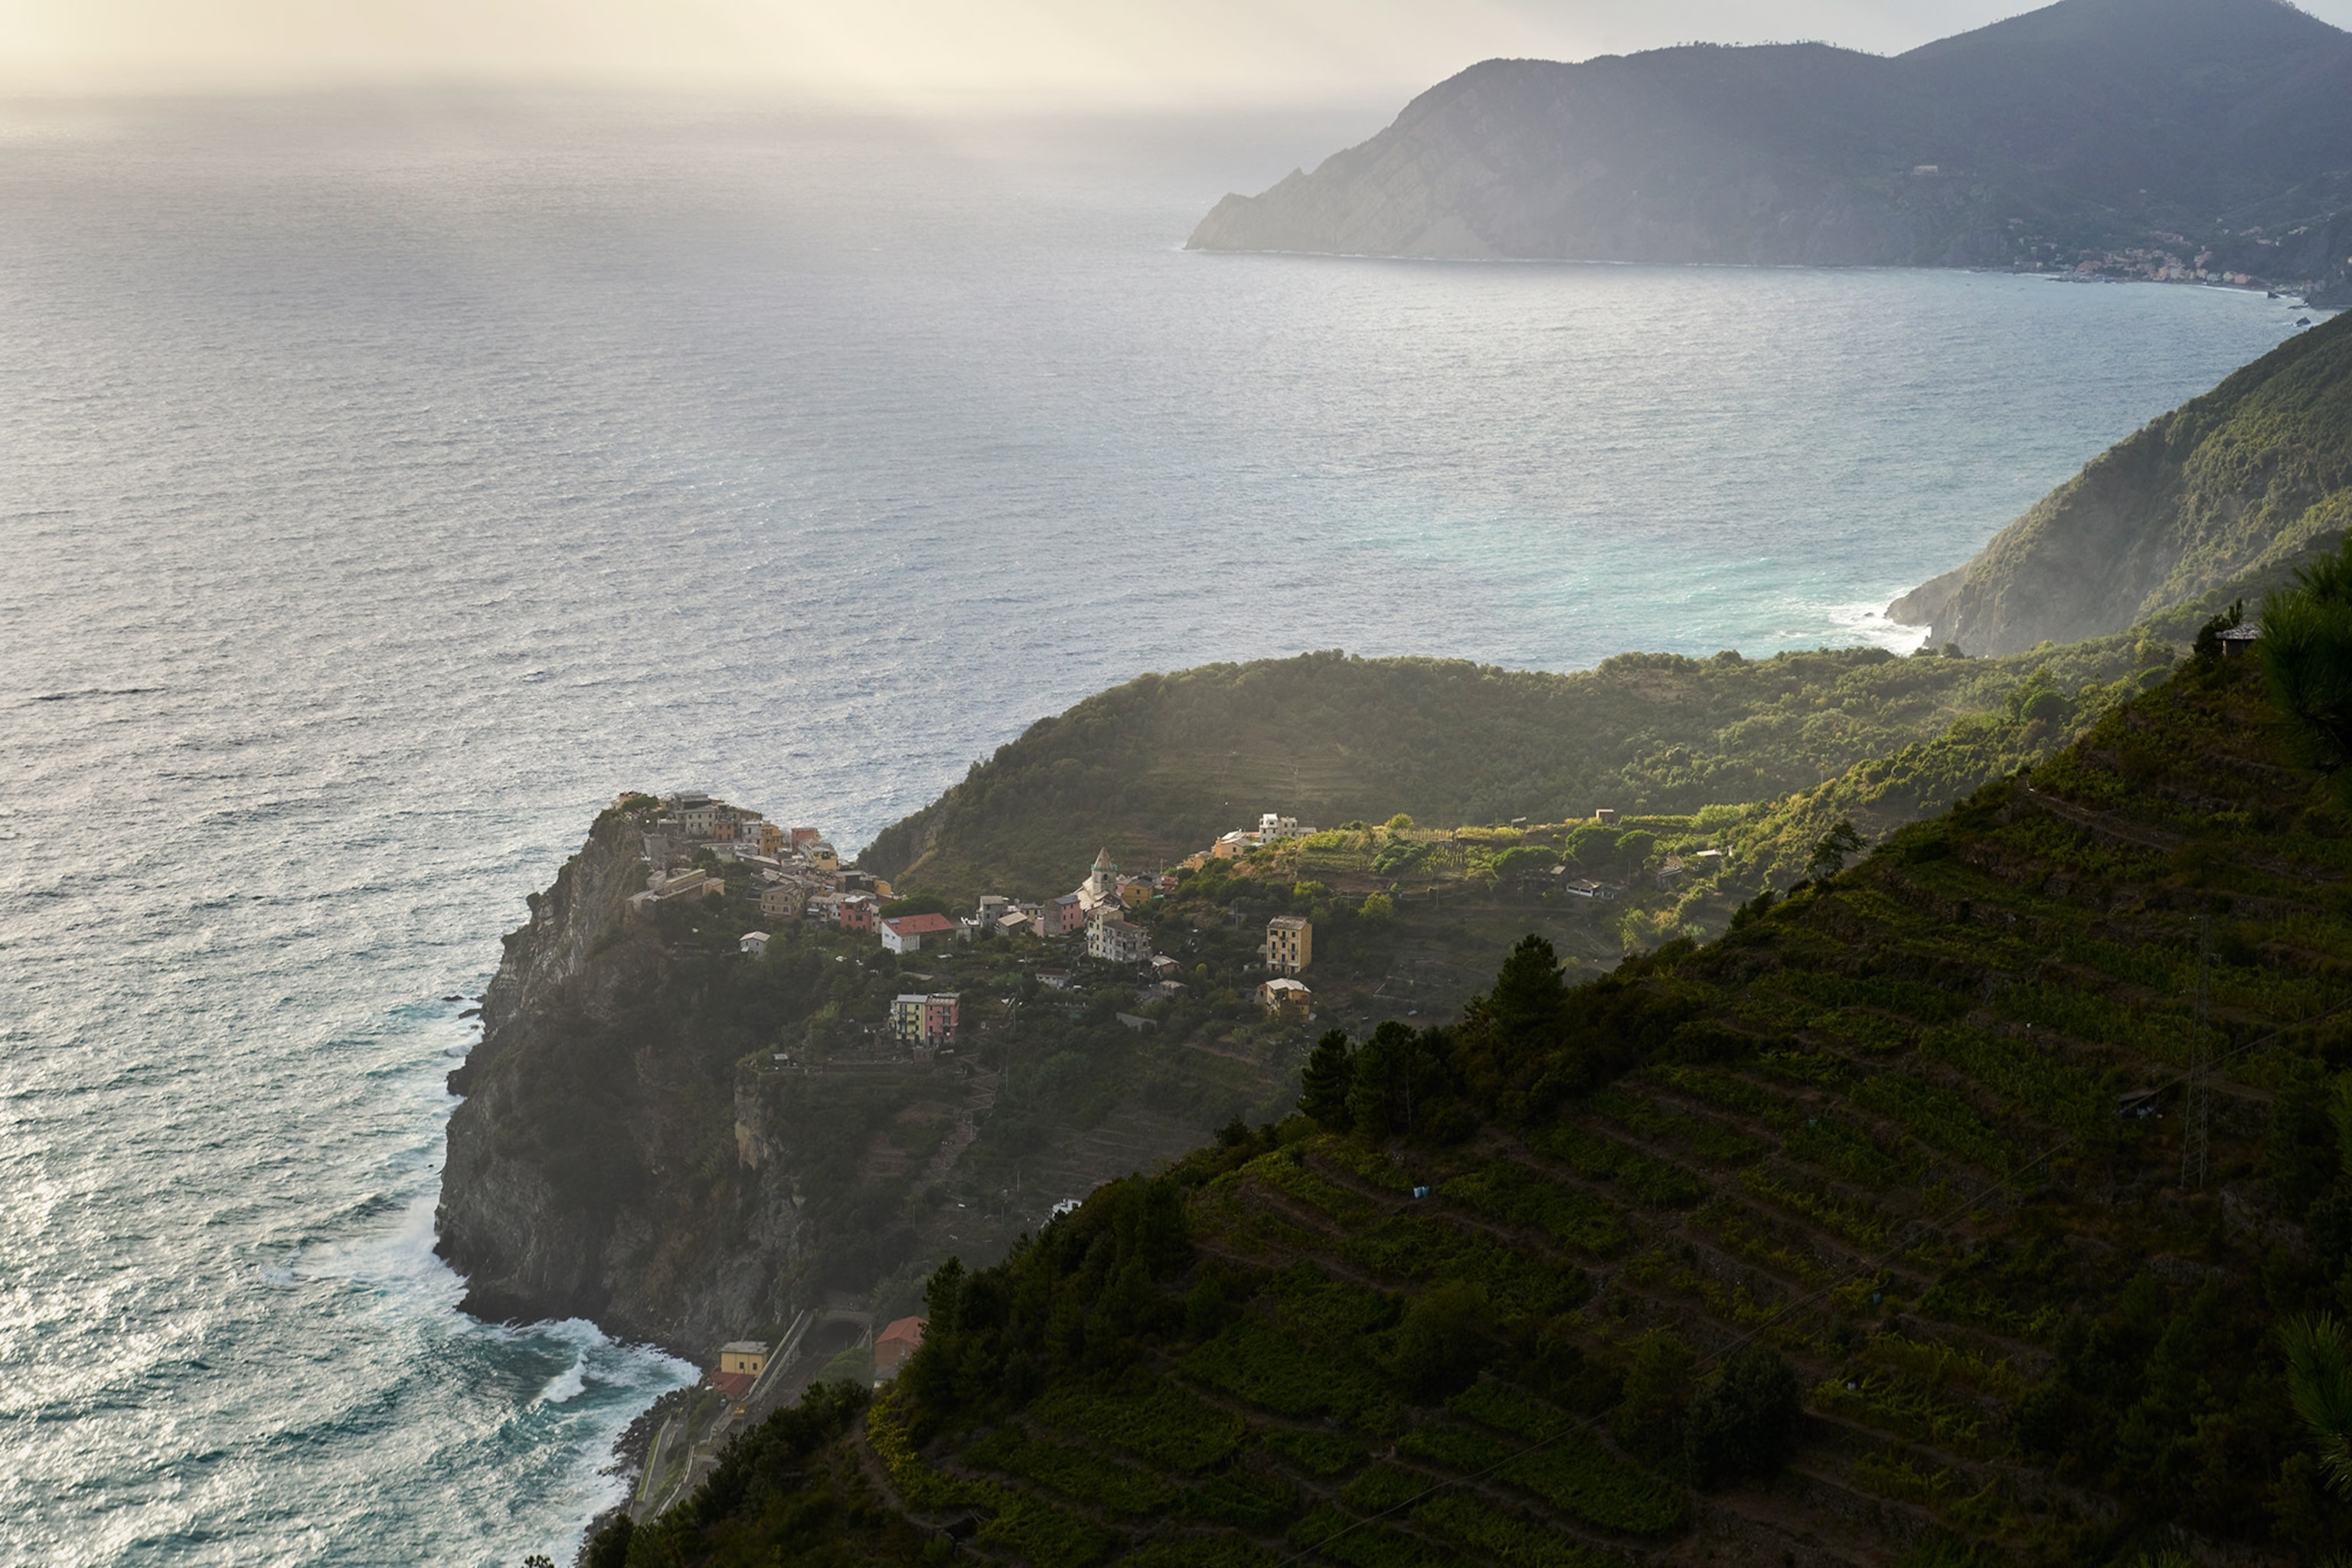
left=8, top=0, right=2352, bottom=111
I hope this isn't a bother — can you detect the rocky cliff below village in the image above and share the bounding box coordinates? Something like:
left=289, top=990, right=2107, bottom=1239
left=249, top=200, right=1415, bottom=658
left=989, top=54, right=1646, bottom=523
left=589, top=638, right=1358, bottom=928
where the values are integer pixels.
left=434, top=799, right=1293, bottom=1361
left=436, top=805, right=809, bottom=1354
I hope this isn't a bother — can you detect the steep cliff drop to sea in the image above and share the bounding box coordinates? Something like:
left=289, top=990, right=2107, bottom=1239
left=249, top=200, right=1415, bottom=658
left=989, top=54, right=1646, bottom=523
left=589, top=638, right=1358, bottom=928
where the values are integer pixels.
left=436, top=802, right=1283, bottom=1368
left=437, top=808, right=808, bottom=1355
left=1889, top=309, right=2352, bottom=655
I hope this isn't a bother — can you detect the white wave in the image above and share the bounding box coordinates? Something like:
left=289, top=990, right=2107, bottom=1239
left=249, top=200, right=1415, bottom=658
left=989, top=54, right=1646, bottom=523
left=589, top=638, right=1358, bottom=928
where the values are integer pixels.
left=537, top=1357, right=588, bottom=1406
left=1826, top=598, right=1932, bottom=655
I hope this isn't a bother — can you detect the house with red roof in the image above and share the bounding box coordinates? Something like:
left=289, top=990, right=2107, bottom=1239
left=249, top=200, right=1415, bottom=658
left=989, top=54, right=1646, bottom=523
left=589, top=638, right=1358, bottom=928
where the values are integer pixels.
left=874, top=1316, right=926, bottom=1380
left=880, top=913, right=956, bottom=954
left=710, top=1339, right=769, bottom=1405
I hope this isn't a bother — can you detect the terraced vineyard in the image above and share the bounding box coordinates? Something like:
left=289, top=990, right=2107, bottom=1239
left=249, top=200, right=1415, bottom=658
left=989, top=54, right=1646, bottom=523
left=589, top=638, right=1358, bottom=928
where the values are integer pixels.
left=602, top=652, right=2352, bottom=1567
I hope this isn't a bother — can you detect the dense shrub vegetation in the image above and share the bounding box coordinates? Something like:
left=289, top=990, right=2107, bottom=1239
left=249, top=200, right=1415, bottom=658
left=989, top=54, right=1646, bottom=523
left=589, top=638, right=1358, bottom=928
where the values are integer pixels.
left=864, top=638, right=2161, bottom=902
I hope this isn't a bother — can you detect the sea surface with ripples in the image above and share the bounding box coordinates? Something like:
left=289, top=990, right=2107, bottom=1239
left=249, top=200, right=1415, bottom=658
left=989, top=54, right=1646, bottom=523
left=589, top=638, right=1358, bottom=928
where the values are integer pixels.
left=0, top=93, right=2328, bottom=1566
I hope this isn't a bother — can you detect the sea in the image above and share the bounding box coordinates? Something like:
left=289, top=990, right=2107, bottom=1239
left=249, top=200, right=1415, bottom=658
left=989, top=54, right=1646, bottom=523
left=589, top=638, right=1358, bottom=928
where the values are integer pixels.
left=0, top=92, right=2329, bottom=1566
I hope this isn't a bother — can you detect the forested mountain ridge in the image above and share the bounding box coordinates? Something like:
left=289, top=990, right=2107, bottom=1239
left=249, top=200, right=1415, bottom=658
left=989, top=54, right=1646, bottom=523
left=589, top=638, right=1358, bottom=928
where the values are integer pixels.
left=1908, top=309, right=2352, bottom=655
left=1187, top=0, right=2352, bottom=295
left=593, top=629, right=2352, bottom=1568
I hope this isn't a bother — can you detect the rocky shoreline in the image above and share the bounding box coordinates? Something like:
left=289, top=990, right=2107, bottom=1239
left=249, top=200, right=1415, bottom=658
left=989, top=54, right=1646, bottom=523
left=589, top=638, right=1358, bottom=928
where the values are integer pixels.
left=573, top=1387, right=691, bottom=1566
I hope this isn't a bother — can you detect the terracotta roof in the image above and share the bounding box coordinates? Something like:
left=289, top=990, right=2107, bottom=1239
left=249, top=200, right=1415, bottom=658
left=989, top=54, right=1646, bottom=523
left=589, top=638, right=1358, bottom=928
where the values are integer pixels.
left=711, top=1370, right=756, bottom=1401
left=884, top=913, right=956, bottom=936
left=877, top=1315, right=928, bottom=1348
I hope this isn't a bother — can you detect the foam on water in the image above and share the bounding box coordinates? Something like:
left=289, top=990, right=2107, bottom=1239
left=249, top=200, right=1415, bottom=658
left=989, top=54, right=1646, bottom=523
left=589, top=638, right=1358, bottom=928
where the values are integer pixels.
left=0, top=95, right=2331, bottom=1565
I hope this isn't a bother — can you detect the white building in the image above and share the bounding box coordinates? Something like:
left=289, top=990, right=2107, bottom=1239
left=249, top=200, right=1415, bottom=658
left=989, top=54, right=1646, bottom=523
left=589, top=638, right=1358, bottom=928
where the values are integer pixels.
left=739, top=931, right=770, bottom=956
left=1087, top=913, right=1153, bottom=965
left=880, top=913, right=956, bottom=954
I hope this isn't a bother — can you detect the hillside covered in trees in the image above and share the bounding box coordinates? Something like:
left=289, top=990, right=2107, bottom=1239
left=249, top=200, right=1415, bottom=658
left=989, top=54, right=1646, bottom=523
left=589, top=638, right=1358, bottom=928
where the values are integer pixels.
left=591, top=623, right=2352, bottom=1566
left=864, top=635, right=2167, bottom=906
left=1914, top=310, right=2352, bottom=655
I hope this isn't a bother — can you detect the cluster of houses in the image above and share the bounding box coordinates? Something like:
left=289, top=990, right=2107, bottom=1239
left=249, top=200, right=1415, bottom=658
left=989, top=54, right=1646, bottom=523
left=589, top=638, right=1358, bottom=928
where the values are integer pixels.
left=630, top=792, right=857, bottom=921
left=956, top=848, right=1169, bottom=953
left=1187, top=812, right=1315, bottom=868
left=632, top=792, right=966, bottom=1050
left=640, top=792, right=1327, bottom=1037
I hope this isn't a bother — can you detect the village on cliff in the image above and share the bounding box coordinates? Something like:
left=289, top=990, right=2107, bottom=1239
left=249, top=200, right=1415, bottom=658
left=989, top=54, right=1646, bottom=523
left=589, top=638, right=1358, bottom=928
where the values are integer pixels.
left=629, top=790, right=1325, bottom=1051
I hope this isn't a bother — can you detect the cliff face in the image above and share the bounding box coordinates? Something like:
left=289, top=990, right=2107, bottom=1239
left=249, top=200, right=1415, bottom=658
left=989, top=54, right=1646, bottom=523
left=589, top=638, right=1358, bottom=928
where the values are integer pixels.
left=436, top=805, right=1279, bottom=1358
left=436, top=812, right=807, bottom=1354
left=1188, top=0, right=2352, bottom=272
left=1922, top=310, right=2352, bottom=655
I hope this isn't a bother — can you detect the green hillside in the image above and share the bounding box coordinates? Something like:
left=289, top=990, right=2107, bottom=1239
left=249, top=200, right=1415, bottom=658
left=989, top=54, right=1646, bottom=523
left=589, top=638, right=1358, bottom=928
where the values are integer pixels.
left=1922, top=310, right=2352, bottom=655
left=593, top=645, right=2352, bottom=1566
left=864, top=635, right=2163, bottom=906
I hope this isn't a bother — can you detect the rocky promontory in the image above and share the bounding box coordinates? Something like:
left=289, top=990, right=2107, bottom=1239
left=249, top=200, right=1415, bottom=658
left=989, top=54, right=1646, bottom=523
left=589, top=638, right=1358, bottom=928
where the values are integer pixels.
left=436, top=806, right=808, bottom=1353
left=433, top=799, right=1290, bottom=1359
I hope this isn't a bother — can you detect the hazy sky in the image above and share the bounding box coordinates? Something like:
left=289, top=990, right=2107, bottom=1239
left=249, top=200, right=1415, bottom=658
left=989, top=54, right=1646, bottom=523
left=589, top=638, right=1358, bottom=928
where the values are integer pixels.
left=3, top=0, right=2350, bottom=106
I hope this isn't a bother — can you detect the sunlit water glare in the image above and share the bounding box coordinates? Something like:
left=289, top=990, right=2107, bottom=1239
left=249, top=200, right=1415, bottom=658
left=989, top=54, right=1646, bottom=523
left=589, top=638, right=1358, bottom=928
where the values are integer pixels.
left=0, top=95, right=2327, bottom=1565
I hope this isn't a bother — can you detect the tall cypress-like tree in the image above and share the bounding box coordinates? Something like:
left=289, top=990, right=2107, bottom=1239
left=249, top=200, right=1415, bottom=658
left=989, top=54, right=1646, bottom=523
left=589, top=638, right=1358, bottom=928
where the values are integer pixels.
left=1299, top=1029, right=1356, bottom=1131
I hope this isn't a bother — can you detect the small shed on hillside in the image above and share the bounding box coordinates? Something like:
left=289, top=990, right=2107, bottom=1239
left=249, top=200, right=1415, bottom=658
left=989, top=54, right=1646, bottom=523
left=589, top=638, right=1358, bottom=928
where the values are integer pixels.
left=875, top=1316, right=927, bottom=1381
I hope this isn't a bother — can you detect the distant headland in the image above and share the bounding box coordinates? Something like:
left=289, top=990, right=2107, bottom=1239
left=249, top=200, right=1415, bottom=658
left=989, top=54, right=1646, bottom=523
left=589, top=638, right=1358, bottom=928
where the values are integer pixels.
left=1188, top=0, right=2352, bottom=308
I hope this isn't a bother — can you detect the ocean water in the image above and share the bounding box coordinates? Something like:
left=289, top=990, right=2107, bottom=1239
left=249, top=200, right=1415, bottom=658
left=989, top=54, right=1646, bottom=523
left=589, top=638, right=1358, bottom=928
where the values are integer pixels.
left=0, top=93, right=2328, bottom=1565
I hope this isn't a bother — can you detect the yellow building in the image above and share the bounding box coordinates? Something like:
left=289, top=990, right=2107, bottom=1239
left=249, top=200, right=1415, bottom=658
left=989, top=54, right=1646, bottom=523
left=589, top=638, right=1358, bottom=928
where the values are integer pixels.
left=720, top=1341, right=769, bottom=1379
left=1266, top=915, right=1312, bottom=973
left=1258, top=977, right=1312, bottom=1017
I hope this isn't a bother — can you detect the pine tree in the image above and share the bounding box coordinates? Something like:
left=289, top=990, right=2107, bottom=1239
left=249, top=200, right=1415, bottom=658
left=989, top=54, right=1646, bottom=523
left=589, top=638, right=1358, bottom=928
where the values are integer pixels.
left=1299, top=1029, right=1355, bottom=1131
left=1484, top=934, right=1569, bottom=1065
